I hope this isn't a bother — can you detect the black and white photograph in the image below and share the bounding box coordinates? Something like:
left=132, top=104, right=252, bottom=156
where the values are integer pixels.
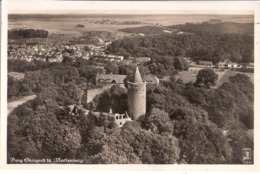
left=1, top=0, right=259, bottom=171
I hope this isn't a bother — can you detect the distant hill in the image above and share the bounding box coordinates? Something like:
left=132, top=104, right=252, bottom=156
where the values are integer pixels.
left=119, top=26, right=164, bottom=34
left=8, top=29, right=49, bottom=39
left=169, top=22, right=254, bottom=35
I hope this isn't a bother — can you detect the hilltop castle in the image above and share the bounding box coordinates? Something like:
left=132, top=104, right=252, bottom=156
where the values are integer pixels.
left=72, top=66, right=147, bottom=127
left=127, top=66, right=147, bottom=120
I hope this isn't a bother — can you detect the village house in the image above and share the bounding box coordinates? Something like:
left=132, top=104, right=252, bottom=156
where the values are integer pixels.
left=249, top=63, right=254, bottom=69
left=239, top=62, right=254, bottom=69
left=96, top=74, right=127, bottom=87
left=135, top=57, right=151, bottom=64
left=143, top=75, right=159, bottom=86
left=107, top=55, right=124, bottom=62
left=46, top=56, right=63, bottom=63
left=82, top=52, right=90, bottom=60
left=227, top=62, right=239, bottom=69
left=198, top=60, right=213, bottom=67
left=122, top=59, right=132, bottom=65
left=55, top=52, right=63, bottom=59
left=216, top=62, right=227, bottom=69
left=240, top=63, right=249, bottom=68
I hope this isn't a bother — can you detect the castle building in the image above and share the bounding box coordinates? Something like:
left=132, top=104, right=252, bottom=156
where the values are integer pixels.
left=127, top=66, right=147, bottom=120
left=74, top=66, right=147, bottom=127
left=107, top=107, right=131, bottom=127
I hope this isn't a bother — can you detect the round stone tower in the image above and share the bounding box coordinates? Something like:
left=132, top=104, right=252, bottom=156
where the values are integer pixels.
left=127, top=66, right=146, bottom=120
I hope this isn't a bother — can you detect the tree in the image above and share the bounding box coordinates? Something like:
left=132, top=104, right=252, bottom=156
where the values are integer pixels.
left=86, top=127, right=142, bottom=164
left=230, top=51, right=242, bottom=63
left=104, top=62, right=118, bottom=74
left=142, top=108, right=173, bottom=135
left=225, top=120, right=253, bottom=163
left=121, top=121, right=180, bottom=164
left=88, top=85, right=128, bottom=114
left=174, top=56, right=189, bottom=71
left=196, top=68, right=218, bottom=88
left=169, top=106, right=232, bottom=164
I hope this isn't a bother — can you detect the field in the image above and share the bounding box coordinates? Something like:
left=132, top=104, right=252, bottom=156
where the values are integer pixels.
left=178, top=68, right=254, bottom=87
left=8, top=14, right=253, bottom=36
left=170, top=22, right=254, bottom=35
left=216, top=71, right=254, bottom=87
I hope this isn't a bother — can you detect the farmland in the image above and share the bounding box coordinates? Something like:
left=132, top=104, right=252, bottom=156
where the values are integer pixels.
left=9, top=14, right=253, bottom=36
left=178, top=68, right=254, bottom=87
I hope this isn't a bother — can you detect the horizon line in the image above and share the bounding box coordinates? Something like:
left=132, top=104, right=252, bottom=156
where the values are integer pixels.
left=8, top=10, right=254, bottom=16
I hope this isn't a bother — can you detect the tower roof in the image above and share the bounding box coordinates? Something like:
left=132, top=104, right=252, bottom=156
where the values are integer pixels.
left=133, top=66, right=143, bottom=83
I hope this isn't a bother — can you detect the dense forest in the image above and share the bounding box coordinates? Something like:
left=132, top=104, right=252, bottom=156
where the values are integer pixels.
left=8, top=61, right=253, bottom=164
left=8, top=58, right=106, bottom=100
left=8, top=29, right=48, bottom=39
left=8, top=57, right=254, bottom=164
left=106, top=32, right=253, bottom=64
left=168, top=22, right=254, bottom=35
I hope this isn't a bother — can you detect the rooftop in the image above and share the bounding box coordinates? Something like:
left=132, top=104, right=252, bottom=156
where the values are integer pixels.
left=133, top=66, right=143, bottom=83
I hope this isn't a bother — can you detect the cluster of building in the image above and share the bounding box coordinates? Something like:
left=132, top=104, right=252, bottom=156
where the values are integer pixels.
left=93, top=54, right=124, bottom=62
left=191, top=60, right=254, bottom=69
left=7, top=39, right=114, bottom=62
left=8, top=43, right=90, bottom=62
left=8, top=41, right=152, bottom=65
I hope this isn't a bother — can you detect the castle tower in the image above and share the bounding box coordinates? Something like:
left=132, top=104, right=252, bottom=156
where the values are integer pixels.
left=127, top=66, right=146, bottom=120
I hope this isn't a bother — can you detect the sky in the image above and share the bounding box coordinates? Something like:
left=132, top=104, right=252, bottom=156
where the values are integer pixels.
left=6, top=1, right=255, bottom=15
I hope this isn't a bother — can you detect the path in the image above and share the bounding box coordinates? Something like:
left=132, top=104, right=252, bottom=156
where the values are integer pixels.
left=8, top=95, right=37, bottom=116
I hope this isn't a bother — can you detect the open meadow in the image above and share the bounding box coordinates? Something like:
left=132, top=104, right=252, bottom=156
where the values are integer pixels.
left=179, top=68, right=254, bottom=87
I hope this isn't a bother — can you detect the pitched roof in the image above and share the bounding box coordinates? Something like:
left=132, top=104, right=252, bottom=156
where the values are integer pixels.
left=198, top=60, right=212, bottom=65
left=96, top=74, right=127, bottom=84
left=143, top=75, right=159, bottom=85
left=133, top=66, right=143, bottom=83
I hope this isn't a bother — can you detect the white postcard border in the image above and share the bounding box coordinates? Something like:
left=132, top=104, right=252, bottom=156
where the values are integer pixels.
left=1, top=0, right=260, bottom=171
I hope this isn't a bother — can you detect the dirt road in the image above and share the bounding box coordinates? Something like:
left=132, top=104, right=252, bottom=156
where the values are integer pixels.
left=8, top=95, right=36, bottom=116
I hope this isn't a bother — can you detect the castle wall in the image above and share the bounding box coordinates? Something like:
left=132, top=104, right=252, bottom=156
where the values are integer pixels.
left=85, top=84, right=113, bottom=104
left=113, top=113, right=132, bottom=127
left=127, top=82, right=146, bottom=120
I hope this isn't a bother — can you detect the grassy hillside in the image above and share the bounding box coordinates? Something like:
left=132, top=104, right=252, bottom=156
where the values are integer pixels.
left=217, top=71, right=254, bottom=88
left=178, top=69, right=253, bottom=88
